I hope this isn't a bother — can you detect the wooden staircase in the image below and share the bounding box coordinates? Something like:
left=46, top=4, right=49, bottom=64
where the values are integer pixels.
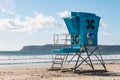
left=51, top=53, right=69, bottom=70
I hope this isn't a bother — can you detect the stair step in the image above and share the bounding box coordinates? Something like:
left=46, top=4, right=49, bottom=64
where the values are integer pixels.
left=55, top=58, right=64, bottom=60
left=57, top=54, right=67, bottom=55
left=53, top=62, right=63, bottom=64
left=51, top=66, right=61, bottom=69
left=51, top=67, right=61, bottom=70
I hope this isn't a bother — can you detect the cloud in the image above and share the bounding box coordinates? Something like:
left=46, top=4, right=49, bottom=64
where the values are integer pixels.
left=0, top=0, right=16, bottom=15
left=101, top=32, right=109, bottom=36
left=57, top=11, right=71, bottom=18
left=100, top=20, right=108, bottom=28
left=0, top=13, right=63, bottom=32
left=0, top=0, right=64, bottom=33
left=57, top=11, right=108, bottom=27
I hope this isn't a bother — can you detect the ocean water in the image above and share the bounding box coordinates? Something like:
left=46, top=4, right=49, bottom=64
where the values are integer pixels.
left=0, top=51, right=53, bottom=66
left=0, top=51, right=119, bottom=66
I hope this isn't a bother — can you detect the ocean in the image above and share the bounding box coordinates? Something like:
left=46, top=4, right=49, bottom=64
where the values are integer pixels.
left=0, top=51, right=120, bottom=66
left=0, top=51, right=53, bottom=66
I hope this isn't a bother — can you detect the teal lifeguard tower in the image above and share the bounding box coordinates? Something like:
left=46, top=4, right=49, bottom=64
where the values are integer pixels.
left=51, top=12, right=107, bottom=72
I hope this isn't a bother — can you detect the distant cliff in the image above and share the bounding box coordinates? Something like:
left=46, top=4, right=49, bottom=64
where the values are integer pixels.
left=21, top=44, right=54, bottom=52
left=99, top=45, right=120, bottom=54
left=21, top=44, right=120, bottom=54
left=21, top=44, right=67, bottom=52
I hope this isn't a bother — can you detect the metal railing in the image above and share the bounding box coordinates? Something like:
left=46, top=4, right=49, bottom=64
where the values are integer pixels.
left=53, top=34, right=71, bottom=49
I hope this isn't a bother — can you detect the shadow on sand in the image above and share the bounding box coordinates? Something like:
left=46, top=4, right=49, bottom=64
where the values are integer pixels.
left=49, top=68, right=120, bottom=77
left=74, top=70, right=120, bottom=77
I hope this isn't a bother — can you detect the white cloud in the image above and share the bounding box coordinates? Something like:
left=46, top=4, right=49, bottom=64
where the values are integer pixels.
left=101, top=32, right=109, bottom=36
left=57, top=11, right=108, bottom=28
left=100, top=20, right=108, bottom=28
left=0, top=0, right=64, bottom=33
left=0, top=13, right=63, bottom=32
left=57, top=11, right=71, bottom=18
left=0, top=0, right=16, bottom=15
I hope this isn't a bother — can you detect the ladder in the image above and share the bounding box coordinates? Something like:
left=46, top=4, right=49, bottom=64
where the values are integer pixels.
left=51, top=53, right=69, bottom=70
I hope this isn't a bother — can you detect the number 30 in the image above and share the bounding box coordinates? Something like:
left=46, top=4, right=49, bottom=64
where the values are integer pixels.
left=86, top=19, right=95, bottom=29
left=71, top=35, right=79, bottom=45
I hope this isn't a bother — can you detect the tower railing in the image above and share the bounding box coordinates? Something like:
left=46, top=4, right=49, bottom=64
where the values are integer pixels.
left=53, top=34, right=71, bottom=49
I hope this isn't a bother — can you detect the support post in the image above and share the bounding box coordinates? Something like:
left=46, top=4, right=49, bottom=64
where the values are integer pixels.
left=73, top=46, right=106, bottom=72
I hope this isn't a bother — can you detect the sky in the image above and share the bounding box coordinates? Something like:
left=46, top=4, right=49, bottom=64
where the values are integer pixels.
left=0, top=0, right=119, bottom=51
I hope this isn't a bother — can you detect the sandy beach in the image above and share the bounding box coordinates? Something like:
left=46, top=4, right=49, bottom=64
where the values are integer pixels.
left=0, top=62, right=119, bottom=80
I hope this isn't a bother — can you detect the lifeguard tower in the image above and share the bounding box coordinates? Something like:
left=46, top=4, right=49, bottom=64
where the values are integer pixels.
left=51, top=12, right=107, bottom=72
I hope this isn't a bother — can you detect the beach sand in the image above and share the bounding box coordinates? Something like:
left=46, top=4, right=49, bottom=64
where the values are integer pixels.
left=0, top=63, right=119, bottom=80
